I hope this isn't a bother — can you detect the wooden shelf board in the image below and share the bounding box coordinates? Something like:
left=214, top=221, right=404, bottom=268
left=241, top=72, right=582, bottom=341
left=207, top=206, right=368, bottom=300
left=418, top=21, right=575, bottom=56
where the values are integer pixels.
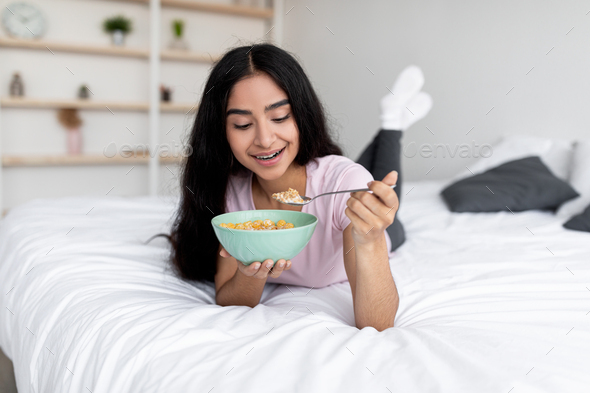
left=0, top=36, right=149, bottom=58
left=161, top=102, right=198, bottom=113
left=163, top=0, right=273, bottom=18
left=160, top=155, right=185, bottom=164
left=112, top=0, right=273, bottom=18
left=2, top=154, right=184, bottom=167
left=161, top=49, right=219, bottom=62
left=0, top=37, right=219, bottom=63
left=0, top=97, right=197, bottom=113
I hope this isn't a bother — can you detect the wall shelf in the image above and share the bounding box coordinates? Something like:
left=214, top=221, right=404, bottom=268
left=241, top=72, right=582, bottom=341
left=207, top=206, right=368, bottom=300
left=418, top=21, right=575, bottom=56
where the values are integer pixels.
left=0, top=0, right=281, bottom=211
left=112, top=0, right=274, bottom=18
left=1, top=154, right=183, bottom=167
left=0, top=36, right=220, bottom=63
left=0, top=97, right=197, bottom=113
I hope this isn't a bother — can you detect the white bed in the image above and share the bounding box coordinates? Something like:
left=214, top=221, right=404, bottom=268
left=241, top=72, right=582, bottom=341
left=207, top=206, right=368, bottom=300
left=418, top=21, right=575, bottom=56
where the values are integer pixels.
left=1, top=179, right=589, bottom=393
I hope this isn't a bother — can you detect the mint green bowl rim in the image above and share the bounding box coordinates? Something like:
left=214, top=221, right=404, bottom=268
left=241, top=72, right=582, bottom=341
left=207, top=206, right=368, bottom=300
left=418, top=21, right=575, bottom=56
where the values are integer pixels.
left=211, top=209, right=318, bottom=233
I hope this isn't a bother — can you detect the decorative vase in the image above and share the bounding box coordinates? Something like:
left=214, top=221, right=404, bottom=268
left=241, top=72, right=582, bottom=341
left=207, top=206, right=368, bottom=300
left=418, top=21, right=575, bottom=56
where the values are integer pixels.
left=9, top=72, right=24, bottom=97
left=67, top=127, right=82, bottom=155
left=160, top=87, right=171, bottom=102
left=111, top=29, right=125, bottom=46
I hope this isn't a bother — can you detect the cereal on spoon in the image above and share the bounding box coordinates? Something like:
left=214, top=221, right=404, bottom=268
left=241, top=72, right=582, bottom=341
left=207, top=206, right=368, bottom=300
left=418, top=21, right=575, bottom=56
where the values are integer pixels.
left=272, top=188, right=305, bottom=204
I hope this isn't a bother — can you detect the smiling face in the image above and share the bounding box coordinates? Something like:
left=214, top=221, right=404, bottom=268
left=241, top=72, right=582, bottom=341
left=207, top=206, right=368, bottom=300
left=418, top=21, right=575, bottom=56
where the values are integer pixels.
left=225, top=72, right=300, bottom=181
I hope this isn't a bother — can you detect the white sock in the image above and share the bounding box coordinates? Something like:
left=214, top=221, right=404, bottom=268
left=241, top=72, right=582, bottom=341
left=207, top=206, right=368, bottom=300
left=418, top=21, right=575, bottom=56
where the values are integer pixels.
left=381, top=91, right=432, bottom=130
left=401, top=91, right=433, bottom=130
left=380, top=65, right=430, bottom=130
left=380, top=65, right=425, bottom=130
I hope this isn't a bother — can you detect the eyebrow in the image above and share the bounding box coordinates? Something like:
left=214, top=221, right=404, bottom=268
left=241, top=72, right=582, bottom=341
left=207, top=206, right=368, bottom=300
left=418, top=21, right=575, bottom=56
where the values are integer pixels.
left=226, top=98, right=290, bottom=116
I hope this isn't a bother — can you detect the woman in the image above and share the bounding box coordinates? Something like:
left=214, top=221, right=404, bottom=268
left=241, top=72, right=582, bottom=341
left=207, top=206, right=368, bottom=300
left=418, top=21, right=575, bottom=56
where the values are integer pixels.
left=163, top=44, right=431, bottom=331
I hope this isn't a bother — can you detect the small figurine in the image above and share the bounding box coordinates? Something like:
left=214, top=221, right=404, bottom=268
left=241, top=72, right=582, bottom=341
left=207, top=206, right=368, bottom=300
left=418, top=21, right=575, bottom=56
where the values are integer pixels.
left=9, top=72, right=24, bottom=97
left=160, top=85, right=172, bottom=102
left=78, top=84, right=91, bottom=99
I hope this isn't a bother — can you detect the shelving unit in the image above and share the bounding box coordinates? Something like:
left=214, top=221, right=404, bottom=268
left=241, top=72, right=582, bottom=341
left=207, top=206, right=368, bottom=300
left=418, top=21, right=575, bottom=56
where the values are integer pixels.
left=0, top=0, right=283, bottom=213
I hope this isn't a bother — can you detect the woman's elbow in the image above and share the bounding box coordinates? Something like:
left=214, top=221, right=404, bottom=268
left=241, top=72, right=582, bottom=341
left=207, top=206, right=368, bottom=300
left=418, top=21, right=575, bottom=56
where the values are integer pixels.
left=215, top=297, right=257, bottom=308
left=356, top=320, right=395, bottom=332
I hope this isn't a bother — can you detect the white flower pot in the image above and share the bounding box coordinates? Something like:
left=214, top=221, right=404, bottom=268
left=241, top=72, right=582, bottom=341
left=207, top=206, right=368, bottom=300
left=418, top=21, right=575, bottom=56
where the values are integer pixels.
left=111, top=30, right=125, bottom=46
left=169, top=36, right=189, bottom=50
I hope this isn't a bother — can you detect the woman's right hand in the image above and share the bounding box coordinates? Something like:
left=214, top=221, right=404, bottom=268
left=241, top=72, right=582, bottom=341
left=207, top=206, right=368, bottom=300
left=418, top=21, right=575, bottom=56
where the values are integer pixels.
left=220, top=248, right=292, bottom=280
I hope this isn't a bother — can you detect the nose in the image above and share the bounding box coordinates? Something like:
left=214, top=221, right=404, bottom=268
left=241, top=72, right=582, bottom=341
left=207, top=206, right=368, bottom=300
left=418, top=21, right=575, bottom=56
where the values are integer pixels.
left=253, top=119, right=276, bottom=149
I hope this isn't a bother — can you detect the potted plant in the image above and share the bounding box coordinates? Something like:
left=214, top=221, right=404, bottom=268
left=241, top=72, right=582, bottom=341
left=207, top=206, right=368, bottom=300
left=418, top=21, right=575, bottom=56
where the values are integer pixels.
left=169, top=19, right=188, bottom=50
left=103, top=15, right=132, bottom=46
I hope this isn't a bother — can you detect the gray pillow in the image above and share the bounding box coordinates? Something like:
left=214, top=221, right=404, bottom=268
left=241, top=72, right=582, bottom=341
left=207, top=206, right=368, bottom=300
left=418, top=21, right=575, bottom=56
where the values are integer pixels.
left=563, top=204, right=590, bottom=232
left=441, top=156, right=579, bottom=212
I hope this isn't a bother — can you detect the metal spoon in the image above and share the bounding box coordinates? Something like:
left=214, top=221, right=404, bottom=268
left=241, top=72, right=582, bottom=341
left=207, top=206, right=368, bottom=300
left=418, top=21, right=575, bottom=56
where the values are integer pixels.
left=274, top=184, right=397, bottom=206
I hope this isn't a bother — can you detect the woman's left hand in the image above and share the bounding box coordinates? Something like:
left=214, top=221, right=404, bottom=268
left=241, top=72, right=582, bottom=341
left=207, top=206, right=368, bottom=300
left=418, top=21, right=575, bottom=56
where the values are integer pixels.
left=345, top=170, right=399, bottom=246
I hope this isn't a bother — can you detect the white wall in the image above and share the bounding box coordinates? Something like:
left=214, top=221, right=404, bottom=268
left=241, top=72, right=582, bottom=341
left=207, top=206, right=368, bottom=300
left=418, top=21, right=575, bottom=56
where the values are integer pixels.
left=3, top=0, right=589, bottom=210
left=281, top=0, right=590, bottom=181
left=0, top=0, right=268, bottom=209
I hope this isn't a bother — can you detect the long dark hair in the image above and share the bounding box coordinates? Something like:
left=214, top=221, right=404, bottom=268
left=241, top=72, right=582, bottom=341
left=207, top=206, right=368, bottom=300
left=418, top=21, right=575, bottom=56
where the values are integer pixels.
left=157, top=43, right=342, bottom=283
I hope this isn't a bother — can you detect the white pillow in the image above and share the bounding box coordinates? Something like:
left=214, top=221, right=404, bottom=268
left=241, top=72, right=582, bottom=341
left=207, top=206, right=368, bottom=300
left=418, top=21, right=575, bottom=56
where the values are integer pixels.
left=455, top=134, right=574, bottom=181
left=557, top=140, right=590, bottom=217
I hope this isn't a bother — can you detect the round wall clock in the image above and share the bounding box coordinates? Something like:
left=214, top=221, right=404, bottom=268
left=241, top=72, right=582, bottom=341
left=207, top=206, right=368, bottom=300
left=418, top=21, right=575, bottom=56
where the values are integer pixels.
left=2, top=2, right=46, bottom=39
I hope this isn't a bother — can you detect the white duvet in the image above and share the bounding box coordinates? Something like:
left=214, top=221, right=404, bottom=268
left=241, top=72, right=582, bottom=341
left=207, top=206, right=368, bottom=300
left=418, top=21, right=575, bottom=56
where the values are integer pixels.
left=1, top=180, right=589, bottom=393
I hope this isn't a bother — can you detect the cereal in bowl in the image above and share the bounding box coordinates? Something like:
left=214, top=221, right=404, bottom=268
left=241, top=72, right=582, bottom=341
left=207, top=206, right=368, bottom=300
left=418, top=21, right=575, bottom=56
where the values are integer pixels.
left=220, top=219, right=294, bottom=230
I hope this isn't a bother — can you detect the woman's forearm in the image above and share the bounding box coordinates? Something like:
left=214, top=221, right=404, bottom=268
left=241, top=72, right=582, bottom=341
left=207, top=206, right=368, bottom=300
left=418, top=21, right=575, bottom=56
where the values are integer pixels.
left=353, top=236, right=399, bottom=331
left=216, top=268, right=267, bottom=308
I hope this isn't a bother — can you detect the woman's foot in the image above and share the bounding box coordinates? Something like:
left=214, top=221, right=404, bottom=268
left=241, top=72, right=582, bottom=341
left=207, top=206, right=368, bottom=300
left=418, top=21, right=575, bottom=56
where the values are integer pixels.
left=380, top=65, right=432, bottom=131
left=402, top=91, right=433, bottom=130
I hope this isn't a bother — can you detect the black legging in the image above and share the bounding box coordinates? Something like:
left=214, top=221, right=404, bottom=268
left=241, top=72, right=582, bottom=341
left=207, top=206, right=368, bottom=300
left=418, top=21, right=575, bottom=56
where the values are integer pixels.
left=356, top=129, right=406, bottom=251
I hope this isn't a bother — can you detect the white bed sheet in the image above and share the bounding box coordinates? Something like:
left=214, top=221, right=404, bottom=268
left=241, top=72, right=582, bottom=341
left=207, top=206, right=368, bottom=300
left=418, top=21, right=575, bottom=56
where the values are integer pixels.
left=1, top=181, right=589, bottom=393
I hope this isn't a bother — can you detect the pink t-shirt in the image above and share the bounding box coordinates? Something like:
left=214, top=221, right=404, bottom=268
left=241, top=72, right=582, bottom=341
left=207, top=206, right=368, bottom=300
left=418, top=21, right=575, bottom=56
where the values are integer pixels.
left=225, top=155, right=392, bottom=288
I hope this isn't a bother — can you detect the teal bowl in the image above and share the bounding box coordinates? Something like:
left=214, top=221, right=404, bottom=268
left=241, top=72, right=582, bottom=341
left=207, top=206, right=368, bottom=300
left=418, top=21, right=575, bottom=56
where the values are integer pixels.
left=211, top=210, right=318, bottom=265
